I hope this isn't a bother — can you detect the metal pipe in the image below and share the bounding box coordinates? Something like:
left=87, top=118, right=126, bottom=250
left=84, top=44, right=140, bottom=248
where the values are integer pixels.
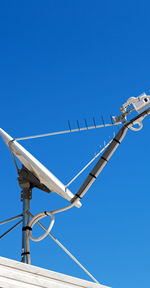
left=21, top=199, right=31, bottom=264
left=0, top=214, right=23, bottom=225
left=26, top=107, right=150, bottom=243
left=0, top=220, right=22, bottom=239
left=29, top=212, right=100, bottom=284
left=15, top=122, right=121, bottom=141
left=71, top=125, right=128, bottom=202
left=72, top=107, right=150, bottom=202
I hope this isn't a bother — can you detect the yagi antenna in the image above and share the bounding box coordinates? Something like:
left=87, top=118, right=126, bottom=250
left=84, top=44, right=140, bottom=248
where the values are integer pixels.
left=0, top=93, right=150, bottom=284
left=14, top=118, right=121, bottom=141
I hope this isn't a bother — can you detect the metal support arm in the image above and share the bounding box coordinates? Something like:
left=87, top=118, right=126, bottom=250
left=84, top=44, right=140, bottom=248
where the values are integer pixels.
left=71, top=107, right=150, bottom=202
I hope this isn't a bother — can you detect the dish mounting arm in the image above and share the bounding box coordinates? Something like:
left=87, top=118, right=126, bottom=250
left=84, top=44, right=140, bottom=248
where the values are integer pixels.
left=27, top=107, right=150, bottom=246
left=71, top=107, right=150, bottom=203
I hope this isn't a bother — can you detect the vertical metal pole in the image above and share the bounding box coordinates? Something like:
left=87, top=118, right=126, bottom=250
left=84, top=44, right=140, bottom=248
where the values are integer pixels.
left=21, top=187, right=32, bottom=264
left=26, top=198, right=31, bottom=264
left=22, top=199, right=26, bottom=263
left=21, top=199, right=29, bottom=263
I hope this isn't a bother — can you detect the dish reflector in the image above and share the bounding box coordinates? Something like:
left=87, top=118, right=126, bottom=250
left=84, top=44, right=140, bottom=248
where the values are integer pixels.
left=0, top=129, right=81, bottom=208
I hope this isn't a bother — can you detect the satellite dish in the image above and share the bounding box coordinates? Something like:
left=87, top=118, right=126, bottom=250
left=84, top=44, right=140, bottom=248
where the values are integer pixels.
left=1, top=96, right=150, bottom=283
left=0, top=128, right=81, bottom=208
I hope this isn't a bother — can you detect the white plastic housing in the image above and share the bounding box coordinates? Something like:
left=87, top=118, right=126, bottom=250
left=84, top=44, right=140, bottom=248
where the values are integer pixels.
left=133, top=93, right=150, bottom=113
left=0, top=128, right=81, bottom=208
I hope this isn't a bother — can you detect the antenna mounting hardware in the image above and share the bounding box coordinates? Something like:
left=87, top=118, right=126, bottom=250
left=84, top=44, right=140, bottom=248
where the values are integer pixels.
left=0, top=92, right=150, bottom=284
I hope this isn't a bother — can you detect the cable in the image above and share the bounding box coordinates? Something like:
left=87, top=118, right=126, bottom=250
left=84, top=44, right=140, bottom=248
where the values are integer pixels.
left=29, top=212, right=55, bottom=242
left=65, top=137, right=113, bottom=188
left=0, top=220, right=22, bottom=239
left=28, top=200, right=78, bottom=242
left=17, top=108, right=150, bottom=245
left=27, top=137, right=114, bottom=242
left=29, top=212, right=100, bottom=284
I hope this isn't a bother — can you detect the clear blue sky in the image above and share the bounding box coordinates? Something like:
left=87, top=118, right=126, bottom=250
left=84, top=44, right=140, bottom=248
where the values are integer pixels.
left=0, top=1, right=150, bottom=287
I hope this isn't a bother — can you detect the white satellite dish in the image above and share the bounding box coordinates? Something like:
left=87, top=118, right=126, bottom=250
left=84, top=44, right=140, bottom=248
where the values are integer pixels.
left=0, top=95, right=150, bottom=282
left=0, top=128, right=81, bottom=208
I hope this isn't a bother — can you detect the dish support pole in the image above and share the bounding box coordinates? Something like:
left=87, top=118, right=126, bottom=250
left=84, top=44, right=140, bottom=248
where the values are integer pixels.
left=21, top=184, right=32, bottom=264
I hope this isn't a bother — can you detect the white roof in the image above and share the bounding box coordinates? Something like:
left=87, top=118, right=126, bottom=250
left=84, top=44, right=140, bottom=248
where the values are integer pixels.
left=0, top=256, right=110, bottom=288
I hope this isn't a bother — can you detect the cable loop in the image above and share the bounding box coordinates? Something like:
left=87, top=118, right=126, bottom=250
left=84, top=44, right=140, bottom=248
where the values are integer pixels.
left=29, top=212, right=55, bottom=242
left=129, top=121, right=143, bottom=131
